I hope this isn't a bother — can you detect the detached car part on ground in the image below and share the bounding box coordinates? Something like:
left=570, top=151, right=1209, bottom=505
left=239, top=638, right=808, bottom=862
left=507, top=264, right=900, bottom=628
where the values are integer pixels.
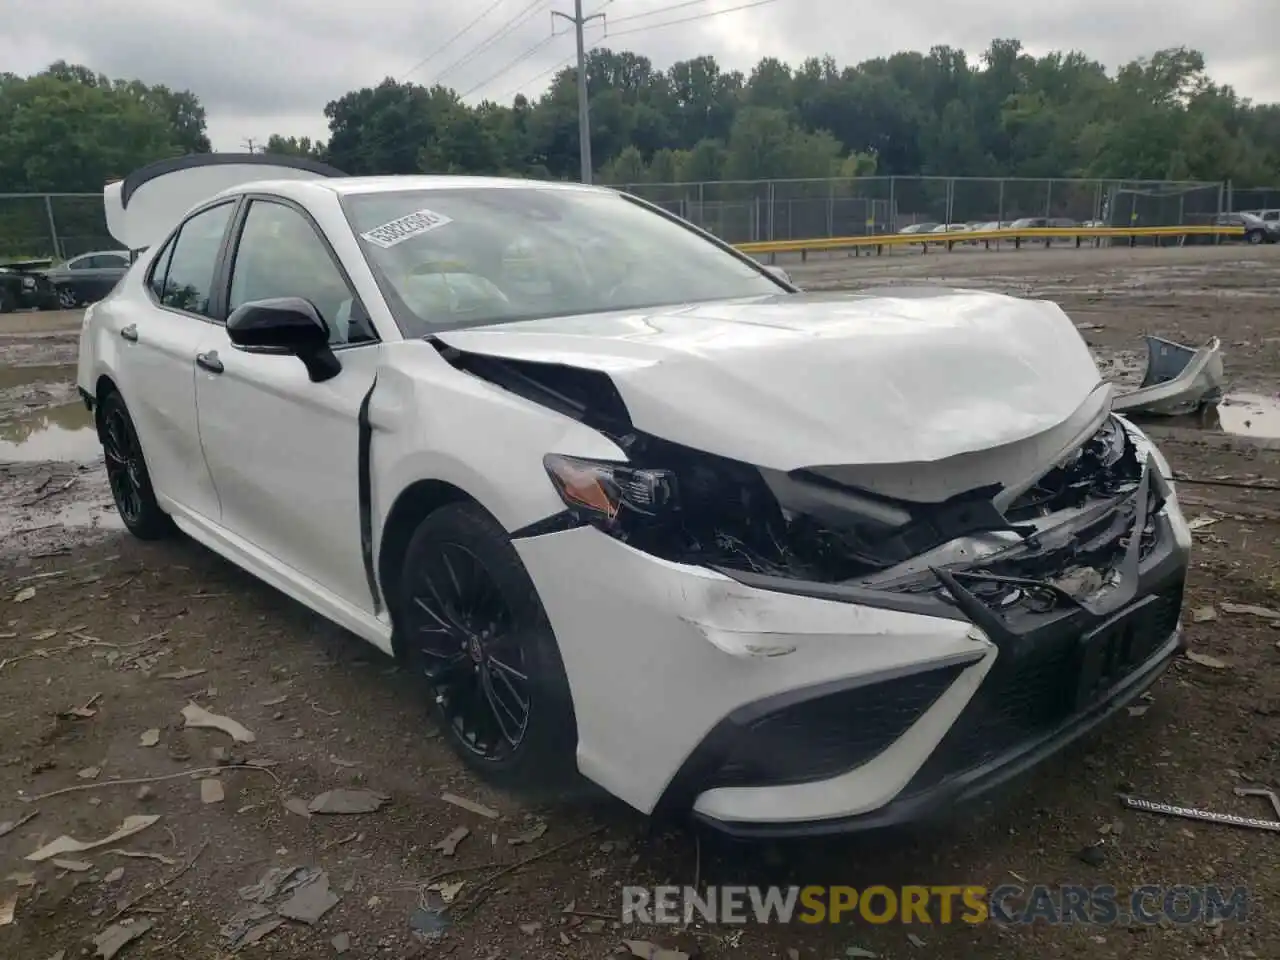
left=0, top=258, right=58, bottom=312
left=1111, top=335, right=1225, bottom=418
left=77, top=154, right=1192, bottom=838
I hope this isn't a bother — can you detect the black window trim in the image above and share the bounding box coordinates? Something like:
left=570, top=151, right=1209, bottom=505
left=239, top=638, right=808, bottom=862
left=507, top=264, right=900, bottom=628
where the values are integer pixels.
left=144, top=197, right=241, bottom=324
left=223, top=193, right=379, bottom=352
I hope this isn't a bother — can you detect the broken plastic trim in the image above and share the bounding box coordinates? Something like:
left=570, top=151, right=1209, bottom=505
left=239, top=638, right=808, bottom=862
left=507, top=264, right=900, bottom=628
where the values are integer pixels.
left=428, top=337, right=631, bottom=430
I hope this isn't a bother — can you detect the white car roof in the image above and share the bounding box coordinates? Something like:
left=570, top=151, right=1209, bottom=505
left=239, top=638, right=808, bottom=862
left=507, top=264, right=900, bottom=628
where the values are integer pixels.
left=215, top=175, right=612, bottom=202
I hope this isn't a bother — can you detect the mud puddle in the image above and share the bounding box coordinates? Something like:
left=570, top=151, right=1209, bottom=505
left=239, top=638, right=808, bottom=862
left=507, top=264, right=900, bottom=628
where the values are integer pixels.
left=0, top=362, right=75, bottom=391
left=0, top=400, right=97, bottom=461
left=1136, top=392, right=1280, bottom=440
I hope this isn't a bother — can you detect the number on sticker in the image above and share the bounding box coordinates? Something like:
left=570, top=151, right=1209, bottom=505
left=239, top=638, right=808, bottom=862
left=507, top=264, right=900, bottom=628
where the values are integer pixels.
left=360, top=208, right=453, bottom=248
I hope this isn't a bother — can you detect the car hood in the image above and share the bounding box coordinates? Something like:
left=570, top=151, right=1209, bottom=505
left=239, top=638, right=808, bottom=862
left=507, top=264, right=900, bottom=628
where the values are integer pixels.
left=431, top=288, right=1105, bottom=470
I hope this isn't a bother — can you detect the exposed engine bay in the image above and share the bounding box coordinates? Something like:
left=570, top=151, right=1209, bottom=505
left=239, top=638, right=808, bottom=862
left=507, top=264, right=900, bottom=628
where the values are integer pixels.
left=434, top=341, right=1164, bottom=610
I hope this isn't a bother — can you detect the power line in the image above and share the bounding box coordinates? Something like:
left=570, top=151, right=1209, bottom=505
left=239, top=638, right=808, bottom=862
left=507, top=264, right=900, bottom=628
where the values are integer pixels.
left=496, top=51, right=579, bottom=100
left=488, top=0, right=773, bottom=105
left=460, top=33, right=560, bottom=98
left=399, top=0, right=508, bottom=81
left=468, top=0, right=610, bottom=101
left=605, top=0, right=708, bottom=26
left=431, top=0, right=550, bottom=86
left=606, top=0, right=781, bottom=38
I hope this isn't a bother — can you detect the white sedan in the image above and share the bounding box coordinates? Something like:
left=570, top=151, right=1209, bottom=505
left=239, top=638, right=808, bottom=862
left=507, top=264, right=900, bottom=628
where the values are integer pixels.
left=78, top=155, right=1191, bottom=838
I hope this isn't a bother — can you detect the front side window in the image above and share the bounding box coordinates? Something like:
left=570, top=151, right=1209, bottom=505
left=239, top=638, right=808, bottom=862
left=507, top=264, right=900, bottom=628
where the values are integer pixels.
left=69, top=256, right=92, bottom=271
left=340, top=187, right=784, bottom=336
left=228, top=200, right=374, bottom=345
left=159, top=202, right=234, bottom=317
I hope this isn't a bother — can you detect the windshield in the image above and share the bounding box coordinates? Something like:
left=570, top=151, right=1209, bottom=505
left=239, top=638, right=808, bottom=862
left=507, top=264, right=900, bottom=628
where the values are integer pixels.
left=340, top=186, right=784, bottom=335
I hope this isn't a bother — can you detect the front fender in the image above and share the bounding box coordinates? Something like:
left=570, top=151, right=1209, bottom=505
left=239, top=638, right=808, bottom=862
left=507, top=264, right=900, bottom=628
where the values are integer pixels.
left=369, top=341, right=626, bottom=543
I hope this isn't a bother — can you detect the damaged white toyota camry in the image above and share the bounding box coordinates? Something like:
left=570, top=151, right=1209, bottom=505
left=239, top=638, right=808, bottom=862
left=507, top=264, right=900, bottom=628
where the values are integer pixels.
left=78, top=155, right=1190, bottom=837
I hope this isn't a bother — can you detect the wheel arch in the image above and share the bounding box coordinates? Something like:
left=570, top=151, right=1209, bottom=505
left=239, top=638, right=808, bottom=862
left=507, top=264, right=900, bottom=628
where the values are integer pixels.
left=377, top=478, right=490, bottom=659
left=93, top=374, right=119, bottom=430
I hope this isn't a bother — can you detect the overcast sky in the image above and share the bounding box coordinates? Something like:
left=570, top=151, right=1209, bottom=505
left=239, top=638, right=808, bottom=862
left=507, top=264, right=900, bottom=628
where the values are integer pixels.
left=0, top=0, right=1274, bottom=150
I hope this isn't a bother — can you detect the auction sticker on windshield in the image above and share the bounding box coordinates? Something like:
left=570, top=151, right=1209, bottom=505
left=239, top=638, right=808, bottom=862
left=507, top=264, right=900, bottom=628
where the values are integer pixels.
left=360, top=208, right=453, bottom=248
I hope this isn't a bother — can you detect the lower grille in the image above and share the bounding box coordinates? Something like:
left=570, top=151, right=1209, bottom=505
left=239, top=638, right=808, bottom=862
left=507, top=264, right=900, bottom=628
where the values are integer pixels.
left=710, top=662, right=968, bottom=789
left=902, top=582, right=1183, bottom=795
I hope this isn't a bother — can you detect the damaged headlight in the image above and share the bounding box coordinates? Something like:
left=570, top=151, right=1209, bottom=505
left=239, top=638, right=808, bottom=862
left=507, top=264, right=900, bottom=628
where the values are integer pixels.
left=543, top=454, right=679, bottom=528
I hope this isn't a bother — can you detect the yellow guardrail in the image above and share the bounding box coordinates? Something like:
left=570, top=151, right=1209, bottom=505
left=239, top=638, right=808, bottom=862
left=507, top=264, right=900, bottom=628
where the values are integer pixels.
left=736, top=224, right=1247, bottom=256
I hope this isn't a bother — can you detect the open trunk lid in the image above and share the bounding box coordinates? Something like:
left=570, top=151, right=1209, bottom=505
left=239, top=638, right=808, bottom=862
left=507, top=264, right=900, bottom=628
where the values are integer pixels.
left=104, top=153, right=346, bottom=251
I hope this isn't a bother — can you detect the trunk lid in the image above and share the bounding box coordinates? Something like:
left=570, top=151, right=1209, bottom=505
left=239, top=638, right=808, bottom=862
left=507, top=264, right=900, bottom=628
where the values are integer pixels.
left=104, top=153, right=346, bottom=251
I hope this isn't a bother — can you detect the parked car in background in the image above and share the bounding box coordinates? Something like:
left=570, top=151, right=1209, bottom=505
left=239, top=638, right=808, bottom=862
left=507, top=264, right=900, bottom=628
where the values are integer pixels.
left=0, top=258, right=58, bottom=312
left=43, top=249, right=132, bottom=308
left=1216, top=212, right=1279, bottom=245
left=1240, top=209, right=1279, bottom=224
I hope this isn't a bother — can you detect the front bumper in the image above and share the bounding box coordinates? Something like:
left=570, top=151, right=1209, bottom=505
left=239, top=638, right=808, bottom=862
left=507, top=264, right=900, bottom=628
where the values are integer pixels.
left=694, top=624, right=1182, bottom=839
left=514, top=438, right=1191, bottom=835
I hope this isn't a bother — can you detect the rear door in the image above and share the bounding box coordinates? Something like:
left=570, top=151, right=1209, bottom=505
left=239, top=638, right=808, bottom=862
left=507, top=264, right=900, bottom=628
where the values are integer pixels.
left=112, top=200, right=236, bottom=522
left=193, top=195, right=381, bottom=610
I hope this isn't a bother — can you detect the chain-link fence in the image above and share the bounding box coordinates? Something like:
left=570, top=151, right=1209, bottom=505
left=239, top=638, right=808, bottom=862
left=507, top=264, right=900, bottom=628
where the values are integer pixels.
left=1229, top=185, right=1280, bottom=213
left=616, top=176, right=1228, bottom=244
left=0, top=177, right=1255, bottom=261
left=0, top=193, right=113, bottom=260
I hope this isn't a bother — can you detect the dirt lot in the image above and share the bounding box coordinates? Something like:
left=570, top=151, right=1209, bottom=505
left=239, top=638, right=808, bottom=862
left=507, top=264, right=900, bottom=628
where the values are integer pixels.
left=2, top=246, right=1279, bottom=960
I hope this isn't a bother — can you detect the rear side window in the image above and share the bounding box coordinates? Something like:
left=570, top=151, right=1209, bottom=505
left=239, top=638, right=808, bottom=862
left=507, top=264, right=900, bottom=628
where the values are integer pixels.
left=157, top=202, right=235, bottom=317
left=146, top=238, right=177, bottom=300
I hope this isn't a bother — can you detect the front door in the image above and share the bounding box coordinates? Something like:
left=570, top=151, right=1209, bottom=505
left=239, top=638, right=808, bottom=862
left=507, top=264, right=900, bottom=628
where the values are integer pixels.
left=194, top=197, right=381, bottom=611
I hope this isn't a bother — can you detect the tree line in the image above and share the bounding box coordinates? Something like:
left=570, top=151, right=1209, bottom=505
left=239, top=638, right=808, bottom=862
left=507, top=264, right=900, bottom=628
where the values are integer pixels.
left=1, top=41, right=1277, bottom=198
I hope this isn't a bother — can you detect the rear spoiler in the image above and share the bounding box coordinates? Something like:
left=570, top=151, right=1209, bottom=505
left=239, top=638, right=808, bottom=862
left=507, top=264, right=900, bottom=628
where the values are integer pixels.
left=105, top=152, right=347, bottom=251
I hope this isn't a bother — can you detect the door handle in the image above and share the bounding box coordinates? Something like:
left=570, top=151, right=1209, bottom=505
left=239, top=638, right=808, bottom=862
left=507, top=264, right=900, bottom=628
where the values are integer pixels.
left=119, top=324, right=138, bottom=342
left=196, top=350, right=224, bottom=374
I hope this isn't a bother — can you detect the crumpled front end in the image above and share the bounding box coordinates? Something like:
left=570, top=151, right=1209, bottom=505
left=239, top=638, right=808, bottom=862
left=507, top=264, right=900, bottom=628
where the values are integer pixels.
left=437, top=339, right=1190, bottom=832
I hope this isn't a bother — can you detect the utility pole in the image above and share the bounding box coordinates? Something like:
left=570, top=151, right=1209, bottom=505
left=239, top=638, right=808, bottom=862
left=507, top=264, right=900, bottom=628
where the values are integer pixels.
left=241, top=137, right=260, bottom=154
left=552, top=1, right=604, bottom=183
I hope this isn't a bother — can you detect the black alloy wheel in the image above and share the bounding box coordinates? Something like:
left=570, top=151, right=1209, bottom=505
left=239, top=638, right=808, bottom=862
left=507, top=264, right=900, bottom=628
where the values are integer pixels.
left=399, top=502, right=577, bottom=789
left=98, top=391, right=172, bottom=539
left=410, top=540, right=530, bottom=759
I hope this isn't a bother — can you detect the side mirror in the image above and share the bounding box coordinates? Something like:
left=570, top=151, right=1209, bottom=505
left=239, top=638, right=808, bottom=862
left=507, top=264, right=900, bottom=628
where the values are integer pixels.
left=226, top=297, right=340, bottom=383
left=762, top=264, right=793, bottom=286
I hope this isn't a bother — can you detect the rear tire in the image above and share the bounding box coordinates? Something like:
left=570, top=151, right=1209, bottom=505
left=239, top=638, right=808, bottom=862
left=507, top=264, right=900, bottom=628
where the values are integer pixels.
left=97, top=390, right=174, bottom=540
left=398, top=501, right=579, bottom=794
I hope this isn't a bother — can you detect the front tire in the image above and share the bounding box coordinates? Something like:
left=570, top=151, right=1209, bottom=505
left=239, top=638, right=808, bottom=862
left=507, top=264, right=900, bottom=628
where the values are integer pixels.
left=98, top=390, right=173, bottom=540
left=398, top=502, right=578, bottom=792
left=57, top=285, right=79, bottom=309
left=1246, top=229, right=1264, bottom=245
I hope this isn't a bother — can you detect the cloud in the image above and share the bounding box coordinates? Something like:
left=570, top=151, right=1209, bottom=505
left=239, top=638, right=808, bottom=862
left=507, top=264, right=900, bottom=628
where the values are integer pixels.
left=0, top=0, right=1274, bottom=149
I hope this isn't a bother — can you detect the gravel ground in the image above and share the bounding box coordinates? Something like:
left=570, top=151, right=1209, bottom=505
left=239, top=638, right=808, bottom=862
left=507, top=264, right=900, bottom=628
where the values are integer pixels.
left=1, top=246, right=1279, bottom=960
